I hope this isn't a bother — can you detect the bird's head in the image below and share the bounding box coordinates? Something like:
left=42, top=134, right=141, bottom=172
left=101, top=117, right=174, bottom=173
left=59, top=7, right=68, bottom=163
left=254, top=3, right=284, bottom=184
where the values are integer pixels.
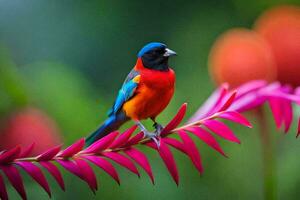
left=137, top=42, right=177, bottom=71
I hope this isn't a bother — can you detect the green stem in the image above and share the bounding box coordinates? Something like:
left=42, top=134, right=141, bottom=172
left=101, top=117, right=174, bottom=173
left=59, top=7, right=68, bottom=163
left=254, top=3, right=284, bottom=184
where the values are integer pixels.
left=256, top=107, right=276, bottom=200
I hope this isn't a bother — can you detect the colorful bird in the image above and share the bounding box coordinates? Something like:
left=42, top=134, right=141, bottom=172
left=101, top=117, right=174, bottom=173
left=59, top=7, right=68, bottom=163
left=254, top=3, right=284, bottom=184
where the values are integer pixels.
left=86, top=42, right=177, bottom=146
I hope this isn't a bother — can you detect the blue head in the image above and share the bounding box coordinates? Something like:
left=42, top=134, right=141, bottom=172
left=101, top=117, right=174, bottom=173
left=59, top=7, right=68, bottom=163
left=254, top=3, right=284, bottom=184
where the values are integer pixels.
left=137, top=42, right=177, bottom=71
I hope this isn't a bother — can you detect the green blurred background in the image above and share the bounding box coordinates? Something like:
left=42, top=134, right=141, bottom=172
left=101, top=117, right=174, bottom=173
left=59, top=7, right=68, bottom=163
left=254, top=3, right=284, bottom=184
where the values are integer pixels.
left=0, top=0, right=300, bottom=199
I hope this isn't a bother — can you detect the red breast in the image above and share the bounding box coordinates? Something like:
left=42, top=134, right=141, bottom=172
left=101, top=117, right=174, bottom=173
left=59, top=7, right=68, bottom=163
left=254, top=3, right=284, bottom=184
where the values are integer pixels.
left=122, top=58, right=175, bottom=120
left=135, top=58, right=175, bottom=90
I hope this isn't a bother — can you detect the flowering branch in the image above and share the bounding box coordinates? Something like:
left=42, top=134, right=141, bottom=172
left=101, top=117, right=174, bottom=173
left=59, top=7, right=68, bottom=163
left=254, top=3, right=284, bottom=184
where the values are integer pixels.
left=0, top=80, right=300, bottom=200
left=189, top=80, right=300, bottom=135
left=0, top=89, right=252, bottom=200
left=189, top=80, right=300, bottom=200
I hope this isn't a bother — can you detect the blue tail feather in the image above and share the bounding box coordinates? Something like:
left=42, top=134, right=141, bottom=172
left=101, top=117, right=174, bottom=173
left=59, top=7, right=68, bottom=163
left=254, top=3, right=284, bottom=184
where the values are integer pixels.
left=86, top=112, right=129, bottom=146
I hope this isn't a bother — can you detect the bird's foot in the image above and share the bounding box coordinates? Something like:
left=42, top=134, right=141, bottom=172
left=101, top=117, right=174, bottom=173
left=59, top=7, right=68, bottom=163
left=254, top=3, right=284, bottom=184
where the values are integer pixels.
left=153, top=122, right=164, bottom=136
left=142, top=130, right=161, bottom=148
left=135, top=120, right=161, bottom=148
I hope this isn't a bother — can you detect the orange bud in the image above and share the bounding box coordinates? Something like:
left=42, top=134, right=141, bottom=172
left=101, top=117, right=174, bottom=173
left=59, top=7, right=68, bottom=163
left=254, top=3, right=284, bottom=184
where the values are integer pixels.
left=209, top=28, right=277, bottom=88
left=254, top=5, right=300, bottom=87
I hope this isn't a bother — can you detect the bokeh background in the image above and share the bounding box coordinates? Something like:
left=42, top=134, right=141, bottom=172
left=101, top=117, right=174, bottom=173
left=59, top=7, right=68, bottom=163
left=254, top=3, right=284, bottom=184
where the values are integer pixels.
left=0, top=0, right=300, bottom=199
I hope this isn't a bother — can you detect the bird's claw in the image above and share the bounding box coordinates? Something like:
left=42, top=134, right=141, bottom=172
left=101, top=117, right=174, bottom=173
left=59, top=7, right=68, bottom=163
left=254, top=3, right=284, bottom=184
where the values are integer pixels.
left=136, top=121, right=163, bottom=148
left=142, top=130, right=161, bottom=148
left=153, top=123, right=164, bottom=136
left=151, top=136, right=161, bottom=148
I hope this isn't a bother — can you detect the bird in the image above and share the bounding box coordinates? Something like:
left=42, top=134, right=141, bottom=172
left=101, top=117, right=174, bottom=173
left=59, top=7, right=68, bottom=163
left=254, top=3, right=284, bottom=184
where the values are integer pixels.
left=86, top=42, right=177, bottom=147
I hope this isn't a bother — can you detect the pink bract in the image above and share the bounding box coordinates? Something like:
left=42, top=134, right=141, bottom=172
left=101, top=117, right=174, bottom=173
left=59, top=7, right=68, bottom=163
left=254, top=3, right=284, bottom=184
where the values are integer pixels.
left=1, top=80, right=299, bottom=200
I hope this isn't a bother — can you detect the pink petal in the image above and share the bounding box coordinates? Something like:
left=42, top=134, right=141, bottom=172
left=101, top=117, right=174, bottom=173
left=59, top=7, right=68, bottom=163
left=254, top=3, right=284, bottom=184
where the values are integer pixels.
left=235, top=80, right=267, bottom=99
left=163, top=138, right=187, bottom=153
left=218, top=91, right=237, bottom=112
left=84, top=156, right=120, bottom=185
left=57, top=160, right=98, bottom=193
left=230, top=93, right=266, bottom=112
left=185, top=126, right=226, bottom=156
left=37, top=145, right=62, bottom=161
left=124, top=147, right=154, bottom=184
left=268, top=98, right=283, bottom=129
left=56, top=160, right=82, bottom=179
left=218, top=111, right=252, bottom=128
left=203, top=120, right=240, bottom=144
left=16, top=162, right=51, bottom=197
left=19, top=143, right=35, bottom=158
left=178, top=130, right=203, bottom=174
left=0, top=173, right=8, bottom=200
left=0, top=146, right=21, bottom=164
left=39, top=161, right=65, bottom=191
left=102, top=152, right=139, bottom=176
left=261, top=84, right=295, bottom=101
left=58, top=139, right=85, bottom=158
left=1, top=165, right=27, bottom=200
left=295, top=86, right=300, bottom=96
left=282, top=100, right=293, bottom=133
left=161, top=103, right=187, bottom=136
left=109, top=126, right=137, bottom=148
left=258, top=82, right=281, bottom=94
left=234, top=82, right=281, bottom=112
left=83, top=131, right=119, bottom=154
left=144, top=141, right=158, bottom=150
left=74, top=158, right=98, bottom=193
left=188, top=84, right=228, bottom=122
left=125, top=132, right=144, bottom=146
left=158, top=140, right=179, bottom=185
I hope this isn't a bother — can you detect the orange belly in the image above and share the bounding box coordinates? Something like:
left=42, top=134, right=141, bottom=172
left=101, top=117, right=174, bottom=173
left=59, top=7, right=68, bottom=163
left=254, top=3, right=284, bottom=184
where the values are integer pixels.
left=123, top=85, right=174, bottom=120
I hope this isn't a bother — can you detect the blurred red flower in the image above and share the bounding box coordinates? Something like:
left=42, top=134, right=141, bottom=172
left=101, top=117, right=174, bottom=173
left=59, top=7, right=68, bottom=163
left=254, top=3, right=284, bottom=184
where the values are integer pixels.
left=0, top=108, right=61, bottom=155
left=208, top=28, right=277, bottom=88
left=254, top=5, right=300, bottom=87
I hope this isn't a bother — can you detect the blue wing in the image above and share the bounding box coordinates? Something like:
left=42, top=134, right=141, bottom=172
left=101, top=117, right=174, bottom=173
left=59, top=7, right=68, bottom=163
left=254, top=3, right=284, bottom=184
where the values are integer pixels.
left=108, top=69, right=140, bottom=116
